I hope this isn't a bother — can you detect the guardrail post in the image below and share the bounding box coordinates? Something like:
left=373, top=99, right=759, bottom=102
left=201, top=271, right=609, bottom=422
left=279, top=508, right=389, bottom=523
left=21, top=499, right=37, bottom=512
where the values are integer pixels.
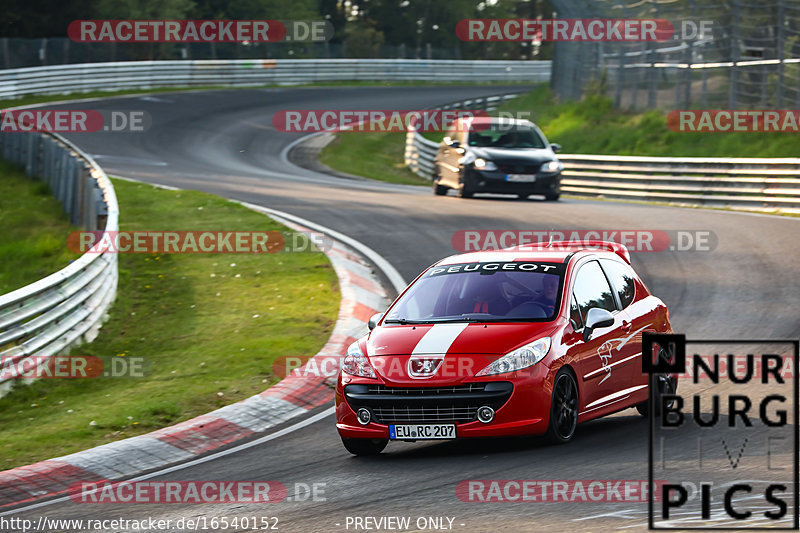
left=94, top=183, right=107, bottom=231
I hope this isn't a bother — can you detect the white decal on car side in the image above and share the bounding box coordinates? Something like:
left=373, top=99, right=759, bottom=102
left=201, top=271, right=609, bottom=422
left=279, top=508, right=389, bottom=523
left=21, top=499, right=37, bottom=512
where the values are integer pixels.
left=595, top=324, right=651, bottom=385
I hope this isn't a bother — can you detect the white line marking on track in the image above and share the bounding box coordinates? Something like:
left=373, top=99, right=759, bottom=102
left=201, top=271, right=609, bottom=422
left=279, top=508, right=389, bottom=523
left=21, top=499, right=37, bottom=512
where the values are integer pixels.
left=244, top=204, right=408, bottom=295
left=0, top=407, right=335, bottom=516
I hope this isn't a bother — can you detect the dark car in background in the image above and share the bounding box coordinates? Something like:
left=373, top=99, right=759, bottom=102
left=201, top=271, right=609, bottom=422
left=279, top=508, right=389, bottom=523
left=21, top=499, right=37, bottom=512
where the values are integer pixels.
left=433, top=117, right=563, bottom=201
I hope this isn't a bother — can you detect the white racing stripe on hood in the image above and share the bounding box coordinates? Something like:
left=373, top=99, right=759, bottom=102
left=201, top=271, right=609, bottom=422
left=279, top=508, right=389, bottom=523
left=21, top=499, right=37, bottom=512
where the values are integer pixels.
left=412, top=323, right=470, bottom=354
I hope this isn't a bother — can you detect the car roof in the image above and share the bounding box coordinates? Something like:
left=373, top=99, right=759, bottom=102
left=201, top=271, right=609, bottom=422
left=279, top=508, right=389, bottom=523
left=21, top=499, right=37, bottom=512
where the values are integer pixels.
left=434, top=241, right=631, bottom=267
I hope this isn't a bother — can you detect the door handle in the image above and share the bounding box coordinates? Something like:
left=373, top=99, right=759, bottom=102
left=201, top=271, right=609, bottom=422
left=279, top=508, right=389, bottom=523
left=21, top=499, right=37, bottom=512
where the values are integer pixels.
left=621, top=320, right=632, bottom=332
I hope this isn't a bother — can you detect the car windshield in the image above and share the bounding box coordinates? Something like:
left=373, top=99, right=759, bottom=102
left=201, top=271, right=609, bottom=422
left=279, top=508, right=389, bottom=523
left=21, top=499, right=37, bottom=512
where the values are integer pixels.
left=384, top=261, right=564, bottom=323
left=467, top=124, right=547, bottom=149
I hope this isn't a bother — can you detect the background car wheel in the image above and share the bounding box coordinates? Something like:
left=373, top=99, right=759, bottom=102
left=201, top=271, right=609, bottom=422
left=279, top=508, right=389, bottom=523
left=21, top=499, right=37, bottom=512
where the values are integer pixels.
left=433, top=180, right=448, bottom=196
left=341, top=437, right=388, bottom=456
left=544, top=192, right=560, bottom=201
left=545, top=368, right=578, bottom=444
left=636, top=375, right=677, bottom=417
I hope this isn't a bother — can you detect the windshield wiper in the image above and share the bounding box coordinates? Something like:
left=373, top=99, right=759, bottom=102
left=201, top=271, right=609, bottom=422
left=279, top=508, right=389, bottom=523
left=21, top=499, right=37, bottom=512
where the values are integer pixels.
left=383, top=318, right=425, bottom=325
left=383, top=316, right=483, bottom=325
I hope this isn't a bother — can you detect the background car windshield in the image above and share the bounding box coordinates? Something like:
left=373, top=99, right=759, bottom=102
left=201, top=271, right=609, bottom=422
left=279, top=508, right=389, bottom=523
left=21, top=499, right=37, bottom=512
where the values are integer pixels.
left=468, top=125, right=547, bottom=149
left=386, top=267, right=562, bottom=322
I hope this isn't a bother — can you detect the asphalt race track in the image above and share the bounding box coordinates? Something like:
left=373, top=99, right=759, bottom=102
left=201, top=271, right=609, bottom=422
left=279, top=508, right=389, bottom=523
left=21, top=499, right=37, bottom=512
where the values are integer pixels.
left=8, top=86, right=800, bottom=531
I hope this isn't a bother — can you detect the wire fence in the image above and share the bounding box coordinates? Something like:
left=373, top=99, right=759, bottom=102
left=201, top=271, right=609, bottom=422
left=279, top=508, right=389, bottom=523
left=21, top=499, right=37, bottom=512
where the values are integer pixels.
left=550, top=0, right=800, bottom=110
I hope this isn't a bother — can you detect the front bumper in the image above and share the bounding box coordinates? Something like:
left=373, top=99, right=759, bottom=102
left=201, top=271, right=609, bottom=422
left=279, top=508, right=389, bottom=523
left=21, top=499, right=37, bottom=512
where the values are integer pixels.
left=465, top=168, right=561, bottom=195
left=335, top=363, right=552, bottom=439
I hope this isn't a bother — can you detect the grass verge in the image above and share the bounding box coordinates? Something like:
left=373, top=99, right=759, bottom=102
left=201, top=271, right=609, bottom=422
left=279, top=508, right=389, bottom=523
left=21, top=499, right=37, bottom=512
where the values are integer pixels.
left=0, top=161, right=81, bottom=294
left=490, top=86, right=799, bottom=158
left=0, top=178, right=339, bottom=469
left=319, top=132, right=427, bottom=185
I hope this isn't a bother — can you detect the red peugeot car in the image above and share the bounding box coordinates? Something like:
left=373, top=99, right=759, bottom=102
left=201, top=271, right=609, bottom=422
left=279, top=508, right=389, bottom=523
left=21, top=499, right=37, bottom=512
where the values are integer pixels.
left=335, top=241, right=675, bottom=455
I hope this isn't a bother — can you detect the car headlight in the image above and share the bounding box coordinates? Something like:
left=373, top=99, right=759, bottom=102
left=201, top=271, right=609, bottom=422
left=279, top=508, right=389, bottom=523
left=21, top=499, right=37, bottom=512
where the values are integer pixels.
left=541, top=160, right=563, bottom=173
left=342, top=342, right=376, bottom=378
left=475, top=337, right=551, bottom=376
left=473, top=158, right=498, bottom=171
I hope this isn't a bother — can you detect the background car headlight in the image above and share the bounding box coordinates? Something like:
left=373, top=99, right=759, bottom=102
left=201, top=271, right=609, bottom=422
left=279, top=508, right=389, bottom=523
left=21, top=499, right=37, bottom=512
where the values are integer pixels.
left=342, top=342, right=376, bottom=378
left=541, top=160, right=563, bottom=173
left=473, top=158, right=498, bottom=171
left=475, top=337, right=551, bottom=376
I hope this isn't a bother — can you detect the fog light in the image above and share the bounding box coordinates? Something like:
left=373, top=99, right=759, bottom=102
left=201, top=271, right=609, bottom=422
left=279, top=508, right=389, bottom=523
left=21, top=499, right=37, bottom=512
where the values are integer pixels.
left=477, top=406, right=495, bottom=423
left=356, top=408, right=371, bottom=425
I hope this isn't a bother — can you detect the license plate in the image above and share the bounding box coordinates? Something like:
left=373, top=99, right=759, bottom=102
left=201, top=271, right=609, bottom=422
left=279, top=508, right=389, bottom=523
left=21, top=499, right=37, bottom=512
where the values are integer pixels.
left=506, top=174, right=537, bottom=182
left=389, top=424, right=456, bottom=440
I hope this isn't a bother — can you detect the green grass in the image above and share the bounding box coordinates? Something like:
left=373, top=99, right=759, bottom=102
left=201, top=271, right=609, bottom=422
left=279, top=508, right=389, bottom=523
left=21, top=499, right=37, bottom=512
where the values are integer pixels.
left=490, top=86, right=799, bottom=158
left=0, top=179, right=339, bottom=468
left=320, top=85, right=800, bottom=184
left=319, top=132, right=428, bottom=185
left=0, top=161, right=81, bottom=294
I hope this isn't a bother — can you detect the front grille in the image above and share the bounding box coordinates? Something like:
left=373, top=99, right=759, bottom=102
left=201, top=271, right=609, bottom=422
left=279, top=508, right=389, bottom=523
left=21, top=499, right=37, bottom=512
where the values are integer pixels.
left=365, top=383, right=488, bottom=395
left=372, top=405, right=479, bottom=424
left=345, top=382, right=513, bottom=425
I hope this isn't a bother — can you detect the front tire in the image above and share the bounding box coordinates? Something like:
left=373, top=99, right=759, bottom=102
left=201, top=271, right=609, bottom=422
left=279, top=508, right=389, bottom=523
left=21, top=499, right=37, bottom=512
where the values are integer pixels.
left=433, top=180, right=448, bottom=196
left=544, top=192, right=560, bottom=201
left=545, top=368, right=579, bottom=444
left=341, top=437, right=388, bottom=456
left=457, top=171, right=475, bottom=198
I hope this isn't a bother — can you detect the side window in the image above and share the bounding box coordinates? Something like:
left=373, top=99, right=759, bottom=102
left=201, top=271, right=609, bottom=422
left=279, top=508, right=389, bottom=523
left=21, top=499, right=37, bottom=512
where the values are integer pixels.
left=600, top=259, right=636, bottom=309
left=569, top=293, right=583, bottom=330
left=572, top=260, right=618, bottom=324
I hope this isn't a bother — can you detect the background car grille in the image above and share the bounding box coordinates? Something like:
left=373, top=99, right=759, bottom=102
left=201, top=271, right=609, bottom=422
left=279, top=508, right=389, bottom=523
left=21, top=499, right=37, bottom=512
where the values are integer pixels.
left=497, top=163, right=541, bottom=174
left=345, top=382, right=513, bottom=425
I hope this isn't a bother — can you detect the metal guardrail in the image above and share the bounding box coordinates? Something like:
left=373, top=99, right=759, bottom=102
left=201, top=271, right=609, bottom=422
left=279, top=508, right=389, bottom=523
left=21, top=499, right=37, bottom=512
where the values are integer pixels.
left=0, top=59, right=551, bottom=99
left=0, top=60, right=546, bottom=392
left=405, top=130, right=800, bottom=214
left=0, top=132, right=118, bottom=391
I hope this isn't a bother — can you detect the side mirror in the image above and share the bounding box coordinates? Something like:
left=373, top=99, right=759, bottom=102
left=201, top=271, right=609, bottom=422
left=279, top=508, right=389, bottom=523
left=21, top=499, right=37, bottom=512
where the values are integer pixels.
left=582, top=308, right=614, bottom=342
left=550, top=143, right=562, bottom=153
left=368, top=312, right=384, bottom=331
